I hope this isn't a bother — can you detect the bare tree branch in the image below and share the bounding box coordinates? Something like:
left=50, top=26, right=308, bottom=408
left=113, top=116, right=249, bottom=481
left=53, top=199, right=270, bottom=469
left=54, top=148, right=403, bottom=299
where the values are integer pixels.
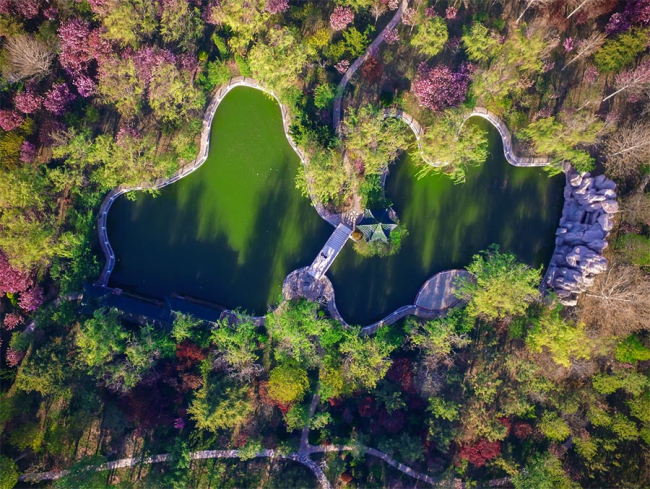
left=2, top=35, right=56, bottom=82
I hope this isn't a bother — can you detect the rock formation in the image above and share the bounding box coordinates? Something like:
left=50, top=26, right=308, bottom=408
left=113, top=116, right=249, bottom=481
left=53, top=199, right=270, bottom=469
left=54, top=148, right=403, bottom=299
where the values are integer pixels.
left=545, top=170, right=617, bottom=306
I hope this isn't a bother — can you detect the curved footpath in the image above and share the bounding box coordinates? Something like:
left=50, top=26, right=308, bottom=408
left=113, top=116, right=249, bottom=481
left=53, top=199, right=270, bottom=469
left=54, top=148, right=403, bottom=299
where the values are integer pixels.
left=332, top=0, right=408, bottom=134
left=95, top=76, right=340, bottom=288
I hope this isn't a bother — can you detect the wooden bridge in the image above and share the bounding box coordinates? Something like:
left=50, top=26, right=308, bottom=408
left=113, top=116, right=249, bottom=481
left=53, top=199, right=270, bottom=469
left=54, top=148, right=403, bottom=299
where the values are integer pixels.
left=307, top=223, right=353, bottom=280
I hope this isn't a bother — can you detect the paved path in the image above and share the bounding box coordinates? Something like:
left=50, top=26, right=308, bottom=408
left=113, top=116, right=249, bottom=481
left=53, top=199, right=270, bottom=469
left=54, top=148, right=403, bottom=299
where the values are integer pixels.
left=415, top=269, right=470, bottom=310
left=332, top=0, right=408, bottom=134
left=384, top=107, right=552, bottom=169
left=96, top=76, right=340, bottom=288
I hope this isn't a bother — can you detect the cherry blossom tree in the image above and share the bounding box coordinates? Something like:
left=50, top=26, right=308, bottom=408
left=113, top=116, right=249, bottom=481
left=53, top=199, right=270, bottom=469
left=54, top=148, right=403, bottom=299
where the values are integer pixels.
left=19, top=286, right=43, bottom=312
left=330, top=6, right=354, bottom=31
left=412, top=62, right=471, bottom=111
left=12, top=0, right=40, bottom=19
left=0, top=252, right=32, bottom=295
left=0, top=110, right=24, bottom=132
left=401, top=7, right=417, bottom=27
left=563, top=37, right=574, bottom=52
left=384, top=28, right=399, bottom=44
left=603, top=60, right=650, bottom=101
left=6, top=348, right=25, bottom=368
left=335, top=59, right=350, bottom=74
left=445, top=6, right=458, bottom=19
left=606, top=12, right=631, bottom=34
left=20, top=141, right=37, bottom=163
left=14, top=88, right=43, bottom=114
left=3, top=312, right=23, bottom=331
left=265, top=0, right=289, bottom=14
left=44, top=83, right=76, bottom=115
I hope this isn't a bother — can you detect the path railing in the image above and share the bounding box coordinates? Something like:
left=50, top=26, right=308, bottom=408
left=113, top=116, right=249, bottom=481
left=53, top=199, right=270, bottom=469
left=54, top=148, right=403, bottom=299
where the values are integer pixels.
left=95, top=77, right=339, bottom=287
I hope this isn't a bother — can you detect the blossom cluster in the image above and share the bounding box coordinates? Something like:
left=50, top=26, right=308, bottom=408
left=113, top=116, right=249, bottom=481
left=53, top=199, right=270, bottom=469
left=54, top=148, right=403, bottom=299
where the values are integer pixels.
left=412, top=62, right=472, bottom=112
left=330, top=6, right=354, bottom=31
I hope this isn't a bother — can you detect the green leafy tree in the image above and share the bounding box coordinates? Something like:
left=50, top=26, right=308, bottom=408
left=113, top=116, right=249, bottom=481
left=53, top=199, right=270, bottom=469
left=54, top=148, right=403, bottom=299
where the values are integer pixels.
left=520, top=113, right=604, bottom=173
left=248, top=28, right=309, bottom=100
left=342, top=104, right=410, bottom=176
left=416, top=111, right=489, bottom=183
left=13, top=340, right=68, bottom=396
left=0, top=455, right=18, bottom=489
left=594, top=28, right=650, bottom=73
left=615, top=335, right=650, bottom=364
left=512, top=453, right=578, bottom=489
left=102, top=0, right=158, bottom=48
left=265, top=299, right=332, bottom=367
left=526, top=305, right=591, bottom=367
left=206, top=0, right=269, bottom=50
left=159, top=0, right=204, bottom=51
left=593, top=370, right=649, bottom=396
left=462, top=23, right=500, bottom=63
left=539, top=411, right=571, bottom=442
left=338, top=328, right=396, bottom=390
left=171, top=313, right=202, bottom=343
left=188, top=375, right=253, bottom=432
left=211, top=316, right=263, bottom=381
left=197, top=60, right=231, bottom=92
left=455, top=245, right=542, bottom=321
left=148, top=62, right=206, bottom=125
left=267, top=364, right=310, bottom=404
left=313, top=83, right=336, bottom=109
left=410, top=16, right=448, bottom=57
left=296, top=149, right=351, bottom=204
left=75, top=308, right=129, bottom=370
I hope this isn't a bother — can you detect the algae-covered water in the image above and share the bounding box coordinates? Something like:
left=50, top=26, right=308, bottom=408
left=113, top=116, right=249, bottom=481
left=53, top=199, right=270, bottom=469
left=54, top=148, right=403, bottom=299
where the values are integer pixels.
left=327, top=117, right=564, bottom=325
left=107, top=86, right=332, bottom=313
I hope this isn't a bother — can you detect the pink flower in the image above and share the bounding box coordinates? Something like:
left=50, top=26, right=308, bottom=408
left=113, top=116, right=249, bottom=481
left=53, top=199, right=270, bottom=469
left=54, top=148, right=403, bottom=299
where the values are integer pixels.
left=15, top=89, right=43, bottom=114
left=335, top=59, right=350, bottom=74
left=388, top=0, right=399, bottom=10
left=0, top=109, right=24, bottom=132
left=384, top=28, right=399, bottom=44
left=20, top=141, right=37, bottom=163
left=19, top=286, right=43, bottom=312
left=174, top=418, right=185, bottom=429
left=425, top=6, right=438, bottom=17
left=265, top=0, right=289, bottom=14
left=330, top=6, right=354, bottom=31
left=14, top=0, right=40, bottom=19
left=584, top=65, right=599, bottom=83
left=44, top=83, right=76, bottom=115
left=563, top=37, right=574, bottom=52
left=3, top=312, right=23, bottom=330
left=445, top=6, right=458, bottom=19
left=39, top=119, right=65, bottom=147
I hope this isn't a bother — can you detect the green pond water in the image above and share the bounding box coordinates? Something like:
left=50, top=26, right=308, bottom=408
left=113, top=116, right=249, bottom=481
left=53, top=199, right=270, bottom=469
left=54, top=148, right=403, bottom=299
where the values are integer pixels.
left=107, top=86, right=332, bottom=313
left=107, top=87, right=563, bottom=323
left=327, top=117, right=564, bottom=325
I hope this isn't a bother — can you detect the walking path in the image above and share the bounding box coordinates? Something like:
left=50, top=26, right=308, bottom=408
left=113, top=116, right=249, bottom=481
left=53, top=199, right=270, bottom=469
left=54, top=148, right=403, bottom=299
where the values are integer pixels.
left=307, top=223, right=353, bottom=280
left=332, top=0, right=408, bottom=134
left=384, top=107, right=552, bottom=168
left=96, top=76, right=341, bottom=288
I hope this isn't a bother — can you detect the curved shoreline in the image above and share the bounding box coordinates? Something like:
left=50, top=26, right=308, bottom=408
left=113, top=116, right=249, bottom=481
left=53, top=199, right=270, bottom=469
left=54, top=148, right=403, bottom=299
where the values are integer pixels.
left=384, top=107, right=552, bottom=168
left=95, top=76, right=339, bottom=288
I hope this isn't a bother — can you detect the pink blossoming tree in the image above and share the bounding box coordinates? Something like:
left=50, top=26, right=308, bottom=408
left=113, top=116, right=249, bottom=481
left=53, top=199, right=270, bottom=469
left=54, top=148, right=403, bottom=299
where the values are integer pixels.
left=265, top=0, right=289, bottom=14
left=20, top=141, right=37, bottom=163
left=330, top=6, right=354, bottom=31
left=0, top=109, right=24, bottom=132
left=44, top=83, right=76, bottom=115
left=412, top=62, right=472, bottom=111
left=14, top=89, right=43, bottom=114
left=0, top=252, right=32, bottom=295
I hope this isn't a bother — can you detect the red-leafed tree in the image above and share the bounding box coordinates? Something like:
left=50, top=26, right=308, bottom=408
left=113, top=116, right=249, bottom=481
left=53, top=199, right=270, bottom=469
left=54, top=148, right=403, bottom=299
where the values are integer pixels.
left=386, top=357, right=414, bottom=393
left=513, top=421, right=534, bottom=439
left=361, top=55, right=383, bottom=84
left=379, top=408, right=406, bottom=433
left=357, top=396, right=378, bottom=417
left=175, top=340, right=207, bottom=371
left=458, top=439, right=501, bottom=467
left=412, top=62, right=471, bottom=112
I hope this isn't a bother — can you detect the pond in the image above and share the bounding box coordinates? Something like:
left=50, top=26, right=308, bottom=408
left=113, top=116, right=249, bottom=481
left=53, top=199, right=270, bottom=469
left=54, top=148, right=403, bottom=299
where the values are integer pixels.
left=106, top=86, right=332, bottom=314
left=327, top=117, right=565, bottom=325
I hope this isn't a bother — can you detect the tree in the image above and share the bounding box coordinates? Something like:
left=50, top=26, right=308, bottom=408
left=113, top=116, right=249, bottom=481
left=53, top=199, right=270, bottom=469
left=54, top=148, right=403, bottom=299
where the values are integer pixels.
left=267, top=364, right=310, bottom=404
left=417, top=112, right=488, bottom=183
left=603, top=121, right=650, bottom=180
left=171, top=313, right=201, bottom=343
left=188, top=375, right=253, bottom=432
left=603, top=60, right=650, bottom=102
left=2, top=35, right=55, bottom=82
left=211, top=316, right=263, bottom=381
left=458, top=440, right=501, bottom=467
left=594, top=28, right=650, bottom=73
left=148, top=61, right=205, bottom=125
left=462, top=23, right=500, bottom=63
left=159, top=0, right=204, bottom=51
left=43, top=83, right=76, bottom=116
left=455, top=245, right=542, bottom=321
left=539, top=412, right=571, bottom=442
left=615, top=335, right=650, bottom=364
left=341, top=104, right=410, bottom=176
left=206, top=0, right=268, bottom=50
left=14, top=88, right=43, bottom=114
left=526, top=304, right=592, bottom=367
left=100, top=0, right=158, bottom=48
left=410, top=16, right=448, bottom=57
left=407, top=311, right=471, bottom=368
left=0, top=251, right=32, bottom=294
left=13, top=341, right=67, bottom=396
left=248, top=28, right=309, bottom=99
left=580, top=265, right=650, bottom=335
left=0, top=455, right=18, bottom=489
left=0, top=110, right=24, bottom=132
left=297, top=149, right=352, bottom=204
left=520, top=112, right=604, bottom=173
left=75, top=308, right=129, bottom=370
left=313, top=83, right=336, bottom=109
left=265, top=0, right=289, bottom=14
left=512, top=453, right=578, bottom=489
left=412, top=63, right=471, bottom=112
left=330, top=6, right=354, bottom=31
left=339, top=328, right=396, bottom=390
